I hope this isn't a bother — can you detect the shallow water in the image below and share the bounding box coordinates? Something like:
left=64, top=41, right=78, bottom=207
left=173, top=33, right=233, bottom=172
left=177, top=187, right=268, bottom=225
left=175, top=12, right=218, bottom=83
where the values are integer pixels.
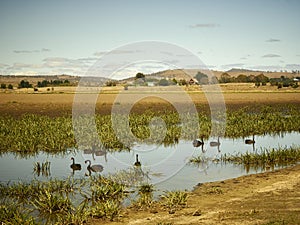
left=0, top=132, right=299, bottom=192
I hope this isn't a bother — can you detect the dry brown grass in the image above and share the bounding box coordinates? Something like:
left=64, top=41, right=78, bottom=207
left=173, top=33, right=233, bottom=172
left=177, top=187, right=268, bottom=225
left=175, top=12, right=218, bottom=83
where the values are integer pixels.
left=0, top=84, right=299, bottom=117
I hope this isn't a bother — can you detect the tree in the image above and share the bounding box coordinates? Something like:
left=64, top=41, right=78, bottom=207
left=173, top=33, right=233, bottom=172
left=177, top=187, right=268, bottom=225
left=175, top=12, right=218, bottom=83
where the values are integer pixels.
left=18, top=80, right=32, bottom=88
left=235, top=74, right=248, bottom=83
left=135, top=72, right=145, bottom=80
left=178, top=79, right=187, bottom=86
left=106, top=80, right=117, bottom=86
left=37, top=80, right=49, bottom=87
left=195, top=71, right=208, bottom=84
left=255, top=73, right=269, bottom=83
left=219, top=73, right=232, bottom=83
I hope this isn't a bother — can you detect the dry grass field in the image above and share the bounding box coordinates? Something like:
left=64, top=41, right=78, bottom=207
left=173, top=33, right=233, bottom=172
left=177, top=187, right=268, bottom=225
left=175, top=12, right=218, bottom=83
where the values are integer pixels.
left=0, top=83, right=299, bottom=117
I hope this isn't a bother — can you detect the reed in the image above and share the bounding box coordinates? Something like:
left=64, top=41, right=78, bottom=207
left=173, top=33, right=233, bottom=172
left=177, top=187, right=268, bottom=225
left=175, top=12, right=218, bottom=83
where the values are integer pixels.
left=189, top=154, right=210, bottom=164
left=33, top=161, right=51, bottom=177
left=0, top=105, right=299, bottom=153
left=0, top=201, right=36, bottom=225
left=133, top=183, right=155, bottom=209
left=0, top=175, right=127, bottom=223
left=161, top=190, right=188, bottom=210
left=221, top=146, right=300, bottom=168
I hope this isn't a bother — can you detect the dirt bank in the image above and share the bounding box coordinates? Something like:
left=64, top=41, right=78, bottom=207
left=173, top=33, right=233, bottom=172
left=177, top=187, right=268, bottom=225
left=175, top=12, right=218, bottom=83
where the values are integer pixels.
left=94, top=164, right=300, bottom=225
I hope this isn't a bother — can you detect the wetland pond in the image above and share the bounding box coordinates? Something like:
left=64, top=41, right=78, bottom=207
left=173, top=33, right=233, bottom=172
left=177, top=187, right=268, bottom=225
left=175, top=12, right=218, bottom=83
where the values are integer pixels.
left=0, top=131, right=299, bottom=193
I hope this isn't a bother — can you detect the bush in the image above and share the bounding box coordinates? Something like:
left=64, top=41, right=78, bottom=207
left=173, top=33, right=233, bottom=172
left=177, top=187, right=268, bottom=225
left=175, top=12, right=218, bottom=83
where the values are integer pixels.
left=8, top=84, right=13, bottom=89
left=1, top=83, right=6, bottom=89
left=292, top=83, right=299, bottom=88
left=158, top=79, right=169, bottom=86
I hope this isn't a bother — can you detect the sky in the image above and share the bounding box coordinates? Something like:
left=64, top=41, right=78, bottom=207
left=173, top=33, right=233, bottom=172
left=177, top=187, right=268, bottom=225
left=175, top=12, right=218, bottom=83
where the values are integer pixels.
left=0, top=0, right=300, bottom=77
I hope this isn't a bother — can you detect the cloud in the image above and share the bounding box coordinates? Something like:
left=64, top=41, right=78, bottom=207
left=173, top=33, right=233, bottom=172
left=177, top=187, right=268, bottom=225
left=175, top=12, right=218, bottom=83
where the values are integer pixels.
left=41, top=48, right=51, bottom=52
left=160, top=51, right=174, bottom=56
left=189, top=23, right=220, bottom=28
left=248, top=65, right=282, bottom=71
left=94, top=51, right=108, bottom=56
left=77, top=57, right=99, bottom=62
left=221, top=63, right=244, bottom=69
left=247, top=64, right=300, bottom=71
left=43, top=56, right=101, bottom=69
left=262, top=54, right=281, bottom=58
left=13, top=48, right=51, bottom=53
left=0, top=63, right=9, bottom=68
left=14, top=50, right=34, bottom=53
left=285, top=64, right=300, bottom=70
left=94, top=50, right=138, bottom=57
left=240, top=54, right=251, bottom=60
left=265, top=38, right=281, bottom=42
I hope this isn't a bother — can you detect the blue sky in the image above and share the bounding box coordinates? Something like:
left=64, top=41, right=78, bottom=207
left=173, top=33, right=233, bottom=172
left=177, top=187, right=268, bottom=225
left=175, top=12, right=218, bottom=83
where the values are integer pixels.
left=0, top=0, right=299, bottom=76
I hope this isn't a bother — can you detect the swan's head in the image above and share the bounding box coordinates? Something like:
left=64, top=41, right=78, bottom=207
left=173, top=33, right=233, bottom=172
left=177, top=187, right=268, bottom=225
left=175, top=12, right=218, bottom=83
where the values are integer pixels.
left=71, top=157, right=74, bottom=160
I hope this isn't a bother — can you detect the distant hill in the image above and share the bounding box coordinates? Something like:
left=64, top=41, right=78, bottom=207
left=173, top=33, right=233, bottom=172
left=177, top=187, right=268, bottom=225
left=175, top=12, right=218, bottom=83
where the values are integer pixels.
left=0, top=75, right=113, bottom=86
left=146, top=68, right=296, bottom=80
left=0, top=74, right=80, bottom=86
left=1, top=68, right=297, bottom=87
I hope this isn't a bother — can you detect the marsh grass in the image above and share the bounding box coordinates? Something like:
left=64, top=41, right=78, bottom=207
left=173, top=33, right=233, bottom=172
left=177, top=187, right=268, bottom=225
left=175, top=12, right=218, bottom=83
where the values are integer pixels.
left=133, top=183, right=155, bottom=209
left=88, top=175, right=126, bottom=202
left=206, top=186, right=223, bottom=194
left=0, top=201, right=36, bottom=225
left=32, top=189, right=72, bottom=221
left=221, top=146, right=300, bottom=168
left=89, top=200, right=121, bottom=221
left=0, top=175, right=127, bottom=223
left=0, top=105, right=299, bottom=154
left=161, top=190, right=188, bottom=211
left=33, top=161, right=51, bottom=177
left=189, top=154, right=210, bottom=164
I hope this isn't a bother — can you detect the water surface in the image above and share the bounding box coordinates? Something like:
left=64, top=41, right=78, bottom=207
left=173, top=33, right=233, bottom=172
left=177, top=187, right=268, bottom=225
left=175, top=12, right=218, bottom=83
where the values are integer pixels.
left=0, top=132, right=299, bottom=192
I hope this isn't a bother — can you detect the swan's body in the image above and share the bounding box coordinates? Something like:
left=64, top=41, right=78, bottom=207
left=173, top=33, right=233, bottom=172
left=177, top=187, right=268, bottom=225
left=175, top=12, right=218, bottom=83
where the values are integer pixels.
left=85, top=160, right=103, bottom=172
left=70, top=157, right=81, bottom=171
left=210, top=137, right=220, bottom=147
left=245, top=135, right=255, bottom=144
left=193, top=137, right=204, bottom=147
left=134, top=154, right=141, bottom=167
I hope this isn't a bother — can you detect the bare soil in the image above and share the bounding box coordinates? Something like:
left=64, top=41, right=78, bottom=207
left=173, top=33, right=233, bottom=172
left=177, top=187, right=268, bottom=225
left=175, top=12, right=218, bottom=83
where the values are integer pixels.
left=93, top=164, right=300, bottom=225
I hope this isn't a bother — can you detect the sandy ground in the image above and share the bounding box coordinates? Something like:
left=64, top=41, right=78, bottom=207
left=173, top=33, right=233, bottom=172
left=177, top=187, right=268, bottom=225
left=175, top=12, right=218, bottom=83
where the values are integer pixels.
left=93, top=164, right=300, bottom=225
